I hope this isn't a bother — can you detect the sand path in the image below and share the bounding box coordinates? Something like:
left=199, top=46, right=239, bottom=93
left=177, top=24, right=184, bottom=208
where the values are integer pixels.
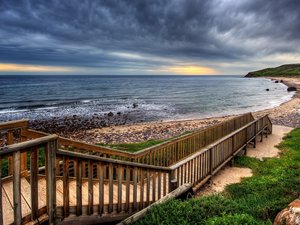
left=197, top=125, right=293, bottom=195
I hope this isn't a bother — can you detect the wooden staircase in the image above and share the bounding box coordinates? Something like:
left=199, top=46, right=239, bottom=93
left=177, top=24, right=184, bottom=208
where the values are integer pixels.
left=0, top=113, right=272, bottom=225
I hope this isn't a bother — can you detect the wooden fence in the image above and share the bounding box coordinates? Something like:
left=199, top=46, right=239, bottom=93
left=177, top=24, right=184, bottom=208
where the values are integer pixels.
left=23, top=113, right=254, bottom=167
left=0, top=113, right=272, bottom=224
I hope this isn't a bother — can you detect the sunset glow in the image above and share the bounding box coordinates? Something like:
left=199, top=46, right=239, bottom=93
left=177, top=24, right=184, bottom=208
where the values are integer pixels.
left=0, top=63, right=73, bottom=72
left=167, top=66, right=218, bottom=75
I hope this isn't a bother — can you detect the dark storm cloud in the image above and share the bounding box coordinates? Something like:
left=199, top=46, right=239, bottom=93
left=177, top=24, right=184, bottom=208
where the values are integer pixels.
left=0, top=0, right=300, bottom=74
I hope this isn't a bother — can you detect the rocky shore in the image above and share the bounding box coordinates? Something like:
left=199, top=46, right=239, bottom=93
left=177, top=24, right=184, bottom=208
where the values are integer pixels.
left=27, top=76, right=300, bottom=145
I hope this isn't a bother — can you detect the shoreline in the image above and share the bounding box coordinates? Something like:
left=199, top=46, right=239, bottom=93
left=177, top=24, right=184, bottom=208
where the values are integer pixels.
left=24, top=76, right=300, bottom=144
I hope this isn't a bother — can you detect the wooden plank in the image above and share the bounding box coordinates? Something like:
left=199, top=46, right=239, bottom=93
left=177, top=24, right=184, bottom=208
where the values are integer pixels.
left=98, top=163, right=104, bottom=215
left=108, top=163, right=113, bottom=213
left=133, top=167, right=137, bottom=211
left=139, top=169, right=144, bottom=209
left=63, top=156, right=70, bottom=217
left=152, top=170, right=156, bottom=203
left=46, top=140, right=57, bottom=225
left=157, top=170, right=161, bottom=199
left=88, top=160, right=93, bottom=215
left=30, top=147, right=39, bottom=220
left=117, top=165, right=123, bottom=212
left=13, top=151, right=22, bottom=225
left=0, top=119, right=28, bottom=130
left=125, top=166, right=130, bottom=212
left=146, top=169, right=150, bottom=206
left=76, top=159, right=82, bottom=216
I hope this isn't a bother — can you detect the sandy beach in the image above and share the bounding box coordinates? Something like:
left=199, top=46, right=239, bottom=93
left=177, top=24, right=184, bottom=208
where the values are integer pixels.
left=43, top=76, right=298, bottom=145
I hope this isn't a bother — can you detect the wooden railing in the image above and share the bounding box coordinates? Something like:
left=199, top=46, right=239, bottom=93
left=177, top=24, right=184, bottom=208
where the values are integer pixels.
left=54, top=150, right=171, bottom=220
left=0, top=135, right=58, bottom=225
left=23, top=113, right=254, bottom=167
left=0, top=119, right=29, bottom=175
left=0, top=113, right=272, bottom=224
left=168, top=115, right=272, bottom=189
left=132, top=113, right=254, bottom=166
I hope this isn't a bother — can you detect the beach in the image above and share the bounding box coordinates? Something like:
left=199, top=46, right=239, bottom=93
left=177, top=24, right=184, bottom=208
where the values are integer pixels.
left=44, top=76, right=300, bottom=144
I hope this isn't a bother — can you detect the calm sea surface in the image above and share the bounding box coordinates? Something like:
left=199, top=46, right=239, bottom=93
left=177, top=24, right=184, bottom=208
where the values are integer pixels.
left=0, top=75, right=293, bottom=122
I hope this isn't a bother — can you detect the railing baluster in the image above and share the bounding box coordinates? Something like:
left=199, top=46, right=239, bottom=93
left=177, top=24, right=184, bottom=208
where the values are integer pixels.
left=133, top=167, right=138, bottom=211
left=88, top=160, right=93, bottom=215
left=108, top=163, right=113, bottom=213
left=98, top=162, right=104, bottom=215
left=13, top=150, right=22, bottom=225
left=30, top=146, right=39, bottom=220
left=63, top=156, right=69, bottom=217
left=125, top=166, right=130, bottom=212
left=117, top=165, right=123, bottom=213
left=76, top=159, right=82, bottom=216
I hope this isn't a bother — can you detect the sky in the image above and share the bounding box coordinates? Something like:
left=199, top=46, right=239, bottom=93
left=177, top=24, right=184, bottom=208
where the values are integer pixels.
left=1, top=0, right=300, bottom=75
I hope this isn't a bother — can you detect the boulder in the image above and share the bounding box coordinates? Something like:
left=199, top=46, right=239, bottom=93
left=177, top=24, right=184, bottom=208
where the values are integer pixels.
left=275, top=80, right=279, bottom=83
left=287, top=87, right=297, bottom=92
left=274, top=198, right=300, bottom=225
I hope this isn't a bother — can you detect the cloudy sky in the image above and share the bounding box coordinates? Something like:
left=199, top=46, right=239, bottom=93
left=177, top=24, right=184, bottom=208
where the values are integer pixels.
left=1, top=0, right=300, bottom=75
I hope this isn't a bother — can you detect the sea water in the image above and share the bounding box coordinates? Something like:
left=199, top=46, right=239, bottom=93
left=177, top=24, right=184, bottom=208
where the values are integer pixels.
left=0, top=75, right=294, bottom=122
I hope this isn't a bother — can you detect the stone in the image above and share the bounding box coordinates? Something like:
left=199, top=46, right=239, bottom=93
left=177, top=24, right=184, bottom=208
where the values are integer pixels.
left=133, top=103, right=138, bottom=108
left=287, top=87, right=297, bottom=92
left=275, top=80, right=279, bottom=83
left=107, top=112, right=114, bottom=117
left=266, top=88, right=270, bottom=91
left=274, top=198, right=300, bottom=225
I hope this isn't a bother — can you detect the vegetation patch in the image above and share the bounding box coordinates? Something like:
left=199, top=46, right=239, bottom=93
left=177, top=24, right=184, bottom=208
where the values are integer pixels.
left=134, top=128, right=300, bottom=224
left=245, top=63, right=300, bottom=77
left=98, top=131, right=191, bottom=152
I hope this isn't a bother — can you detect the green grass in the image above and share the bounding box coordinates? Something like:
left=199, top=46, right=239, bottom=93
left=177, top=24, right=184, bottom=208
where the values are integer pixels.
left=245, top=63, right=300, bottom=77
left=98, top=131, right=192, bottom=153
left=134, top=128, right=300, bottom=224
left=98, top=139, right=166, bottom=153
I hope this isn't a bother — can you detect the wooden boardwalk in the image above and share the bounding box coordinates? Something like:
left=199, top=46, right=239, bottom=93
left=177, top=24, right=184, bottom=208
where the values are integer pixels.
left=2, top=174, right=169, bottom=224
left=0, top=113, right=272, bottom=224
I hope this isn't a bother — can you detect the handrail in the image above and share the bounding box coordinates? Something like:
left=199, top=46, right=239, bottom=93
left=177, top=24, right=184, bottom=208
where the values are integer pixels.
left=0, top=119, right=28, bottom=130
left=57, top=149, right=171, bottom=172
left=0, top=134, right=58, bottom=156
left=132, top=112, right=254, bottom=156
left=22, top=113, right=254, bottom=160
left=169, top=115, right=269, bottom=170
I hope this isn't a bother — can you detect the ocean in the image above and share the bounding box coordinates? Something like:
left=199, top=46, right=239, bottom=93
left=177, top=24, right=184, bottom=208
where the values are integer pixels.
left=0, top=75, right=293, bottom=123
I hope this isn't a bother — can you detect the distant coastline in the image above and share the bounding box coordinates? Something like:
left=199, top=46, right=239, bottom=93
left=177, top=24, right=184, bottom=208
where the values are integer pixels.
left=245, top=63, right=300, bottom=77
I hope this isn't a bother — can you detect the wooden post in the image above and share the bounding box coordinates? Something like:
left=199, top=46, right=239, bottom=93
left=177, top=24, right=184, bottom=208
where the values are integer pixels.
left=169, top=170, right=177, bottom=192
left=30, top=147, right=39, bottom=221
left=46, top=139, right=57, bottom=225
left=13, top=151, right=22, bottom=225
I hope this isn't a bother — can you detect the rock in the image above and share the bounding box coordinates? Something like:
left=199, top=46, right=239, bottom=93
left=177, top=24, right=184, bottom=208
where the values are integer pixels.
left=287, top=87, right=297, bottom=92
left=275, top=80, right=279, bottom=83
left=266, top=89, right=270, bottom=91
left=133, top=103, right=138, bottom=108
left=274, top=198, right=300, bottom=225
left=107, top=112, right=114, bottom=117
left=281, top=80, right=284, bottom=82
left=117, top=112, right=121, bottom=115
